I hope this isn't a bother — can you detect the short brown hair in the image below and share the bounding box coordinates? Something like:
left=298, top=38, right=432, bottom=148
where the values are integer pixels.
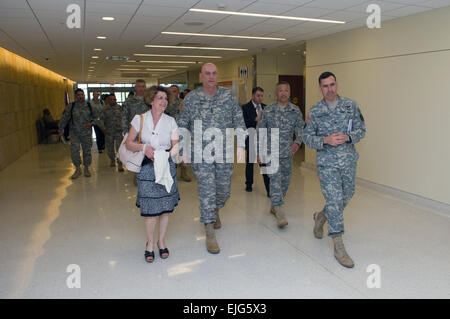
left=144, top=86, right=173, bottom=107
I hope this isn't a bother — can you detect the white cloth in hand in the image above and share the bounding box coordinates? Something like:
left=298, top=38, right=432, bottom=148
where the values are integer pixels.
left=153, top=150, right=173, bottom=193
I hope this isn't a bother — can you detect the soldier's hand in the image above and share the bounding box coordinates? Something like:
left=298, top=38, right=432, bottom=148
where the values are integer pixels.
left=324, top=133, right=348, bottom=146
left=290, top=143, right=300, bottom=153
left=236, top=147, right=245, bottom=163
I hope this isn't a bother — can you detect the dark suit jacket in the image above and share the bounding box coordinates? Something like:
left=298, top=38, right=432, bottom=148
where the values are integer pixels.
left=242, top=100, right=266, bottom=129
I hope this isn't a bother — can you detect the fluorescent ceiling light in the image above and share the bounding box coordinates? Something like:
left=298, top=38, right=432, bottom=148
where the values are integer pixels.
left=134, top=53, right=222, bottom=58
left=145, top=69, right=176, bottom=72
left=128, top=60, right=197, bottom=64
left=145, top=45, right=247, bottom=51
left=120, top=65, right=188, bottom=68
left=102, top=17, right=115, bottom=21
left=92, top=56, right=99, bottom=59
left=117, top=69, right=141, bottom=71
left=96, top=36, right=107, bottom=39
left=93, top=48, right=102, bottom=51
left=161, top=31, right=285, bottom=41
left=189, top=8, right=346, bottom=24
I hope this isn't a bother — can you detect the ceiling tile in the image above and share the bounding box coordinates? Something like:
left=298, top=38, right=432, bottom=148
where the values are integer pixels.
left=383, top=5, right=436, bottom=17
left=345, top=1, right=405, bottom=13
left=305, top=0, right=368, bottom=10
left=192, top=0, right=256, bottom=11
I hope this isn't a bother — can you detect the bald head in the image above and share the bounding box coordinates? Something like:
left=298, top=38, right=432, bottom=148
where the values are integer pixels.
left=200, top=63, right=219, bottom=92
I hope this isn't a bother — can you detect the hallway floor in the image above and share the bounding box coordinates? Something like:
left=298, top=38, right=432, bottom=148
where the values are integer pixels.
left=0, top=144, right=449, bottom=299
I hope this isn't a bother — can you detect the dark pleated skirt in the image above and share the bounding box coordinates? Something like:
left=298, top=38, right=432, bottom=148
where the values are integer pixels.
left=136, top=156, right=180, bottom=217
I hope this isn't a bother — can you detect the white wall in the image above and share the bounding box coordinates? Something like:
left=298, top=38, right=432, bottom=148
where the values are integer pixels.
left=256, top=44, right=306, bottom=104
left=305, top=7, right=450, bottom=205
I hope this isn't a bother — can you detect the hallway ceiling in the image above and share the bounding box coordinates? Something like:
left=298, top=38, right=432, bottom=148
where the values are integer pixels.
left=1, top=0, right=449, bottom=83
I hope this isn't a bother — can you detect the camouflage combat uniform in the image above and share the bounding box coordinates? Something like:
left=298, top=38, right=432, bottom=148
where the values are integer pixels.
left=165, top=99, right=182, bottom=121
left=122, top=95, right=149, bottom=134
left=302, top=96, right=366, bottom=237
left=59, top=101, right=95, bottom=168
left=99, top=103, right=123, bottom=165
left=178, top=86, right=246, bottom=224
left=256, top=102, right=304, bottom=207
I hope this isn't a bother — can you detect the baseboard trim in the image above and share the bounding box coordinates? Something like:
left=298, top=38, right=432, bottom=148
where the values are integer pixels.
left=300, top=162, right=450, bottom=217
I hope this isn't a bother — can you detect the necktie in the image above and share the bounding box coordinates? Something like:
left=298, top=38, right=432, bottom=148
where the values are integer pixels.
left=256, top=104, right=262, bottom=114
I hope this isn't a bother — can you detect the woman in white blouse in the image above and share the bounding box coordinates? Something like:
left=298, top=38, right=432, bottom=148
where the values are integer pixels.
left=125, top=86, right=179, bottom=263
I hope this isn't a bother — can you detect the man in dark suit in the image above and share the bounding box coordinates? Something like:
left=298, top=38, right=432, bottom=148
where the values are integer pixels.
left=242, top=87, right=270, bottom=195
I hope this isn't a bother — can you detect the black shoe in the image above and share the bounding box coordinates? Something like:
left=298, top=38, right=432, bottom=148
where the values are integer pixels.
left=157, top=241, right=169, bottom=259
left=145, top=242, right=154, bottom=263
left=245, top=185, right=252, bottom=192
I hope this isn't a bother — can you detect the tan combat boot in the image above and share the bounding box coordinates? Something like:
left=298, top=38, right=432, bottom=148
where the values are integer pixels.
left=84, top=166, right=91, bottom=177
left=270, top=206, right=276, bottom=215
left=273, top=206, right=288, bottom=228
left=313, top=210, right=327, bottom=239
left=71, top=166, right=82, bottom=180
left=180, top=165, right=191, bottom=182
left=205, top=223, right=220, bottom=254
left=332, top=235, right=355, bottom=268
left=214, top=209, right=221, bottom=229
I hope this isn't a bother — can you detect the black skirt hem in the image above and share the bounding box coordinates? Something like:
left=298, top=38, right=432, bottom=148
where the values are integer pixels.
left=137, top=199, right=180, bottom=217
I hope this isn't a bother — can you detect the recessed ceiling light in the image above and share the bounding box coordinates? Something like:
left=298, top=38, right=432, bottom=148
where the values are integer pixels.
left=96, top=36, right=107, bottom=39
left=94, top=48, right=102, bottom=51
left=145, top=45, right=247, bottom=52
left=184, top=21, right=205, bottom=26
left=92, top=56, right=99, bottom=59
left=161, top=31, right=285, bottom=41
left=189, top=8, right=345, bottom=24
left=134, top=53, right=222, bottom=59
left=102, top=17, right=115, bottom=21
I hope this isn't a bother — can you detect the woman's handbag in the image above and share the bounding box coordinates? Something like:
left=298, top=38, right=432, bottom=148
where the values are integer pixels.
left=117, top=114, right=145, bottom=173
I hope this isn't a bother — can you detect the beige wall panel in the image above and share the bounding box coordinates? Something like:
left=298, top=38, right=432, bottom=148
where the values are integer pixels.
left=305, top=7, right=450, bottom=205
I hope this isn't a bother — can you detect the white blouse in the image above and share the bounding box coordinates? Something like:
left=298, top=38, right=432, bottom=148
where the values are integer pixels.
left=131, top=111, right=178, bottom=151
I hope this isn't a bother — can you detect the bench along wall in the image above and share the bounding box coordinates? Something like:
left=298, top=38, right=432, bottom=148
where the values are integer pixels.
left=0, top=46, right=75, bottom=170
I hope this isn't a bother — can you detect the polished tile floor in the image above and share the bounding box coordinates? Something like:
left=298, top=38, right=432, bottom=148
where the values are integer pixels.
left=0, top=143, right=449, bottom=299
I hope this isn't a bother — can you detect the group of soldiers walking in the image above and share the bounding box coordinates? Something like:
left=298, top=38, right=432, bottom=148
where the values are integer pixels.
left=58, top=63, right=365, bottom=269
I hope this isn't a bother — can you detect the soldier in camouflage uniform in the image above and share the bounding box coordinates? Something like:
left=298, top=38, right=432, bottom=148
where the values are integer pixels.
left=122, top=79, right=149, bottom=184
left=90, top=91, right=105, bottom=153
left=178, top=63, right=247, bottom=254
left=99, top=94, right=124, bottom=172
left=302, top=72, right=366, bottom=268
left=58, top=88, right=96, bottom=179
left=122, top=79, right=149, bottom=134
left=256, top=82, right=304, bottom=228
left=166, top=85, right=192, bottom=182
